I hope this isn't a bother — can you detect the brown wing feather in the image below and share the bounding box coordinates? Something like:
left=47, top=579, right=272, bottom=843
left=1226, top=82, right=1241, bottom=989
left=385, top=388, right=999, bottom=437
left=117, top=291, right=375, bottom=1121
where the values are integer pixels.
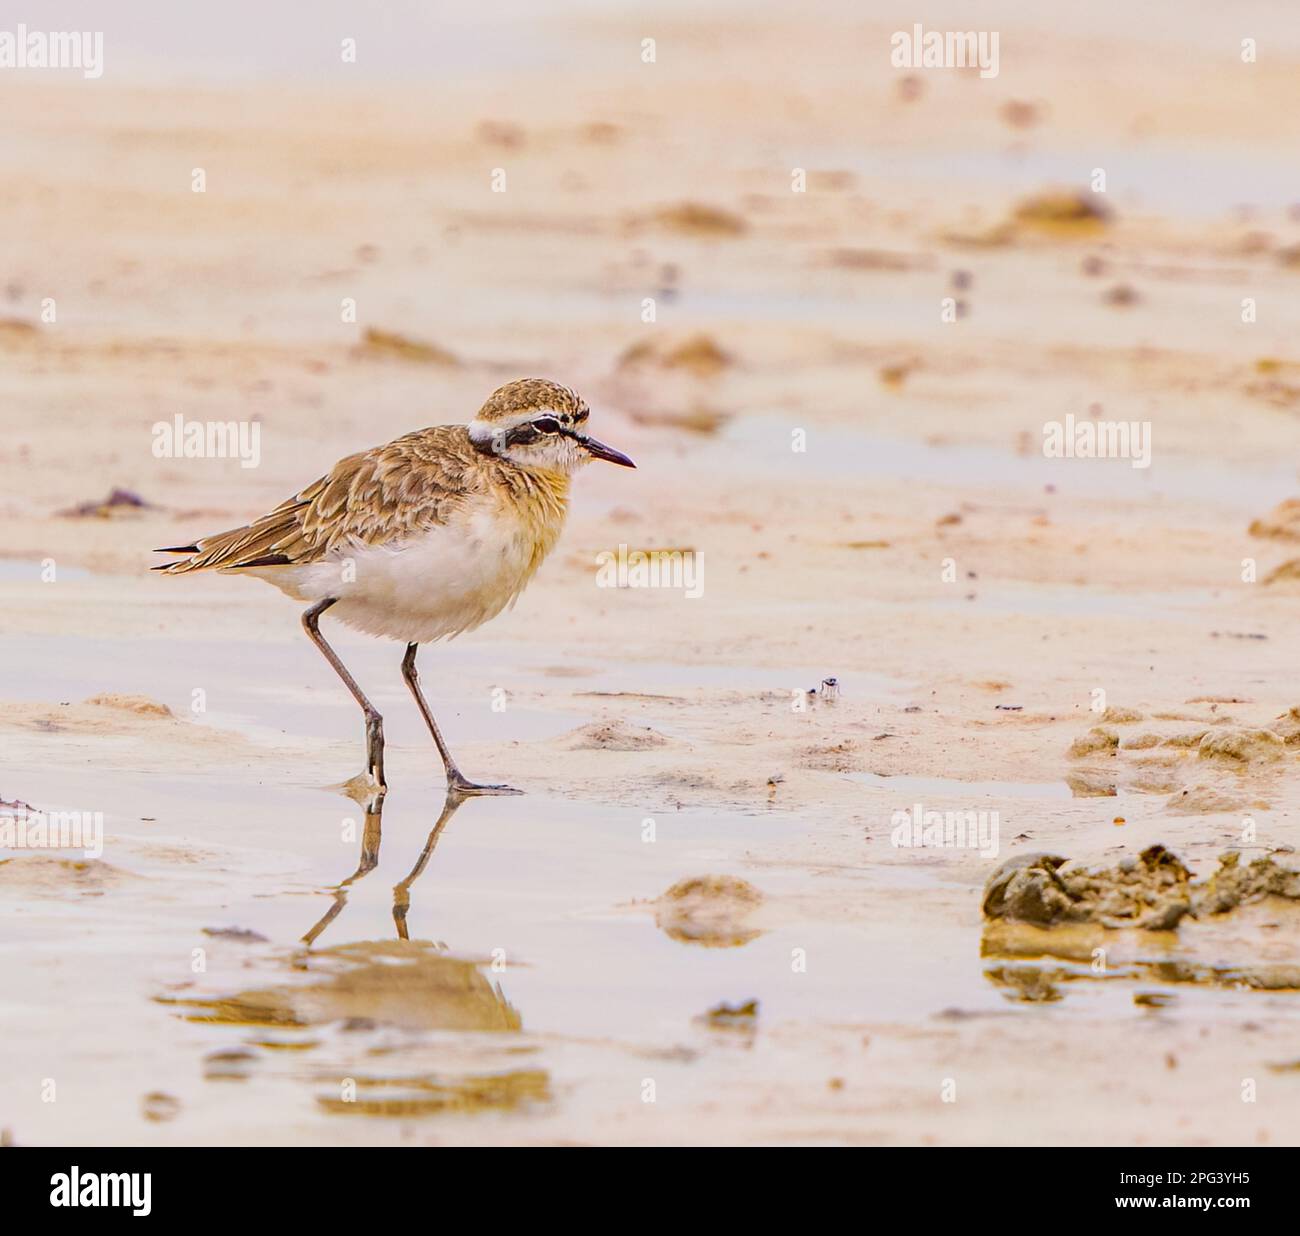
left=155, top=427, right=484, bottom=575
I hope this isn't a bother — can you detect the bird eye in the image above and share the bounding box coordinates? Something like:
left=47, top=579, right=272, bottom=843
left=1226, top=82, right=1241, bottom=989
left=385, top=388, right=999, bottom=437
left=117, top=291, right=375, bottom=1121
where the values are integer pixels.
left=533, top=417, right=560, bottom=434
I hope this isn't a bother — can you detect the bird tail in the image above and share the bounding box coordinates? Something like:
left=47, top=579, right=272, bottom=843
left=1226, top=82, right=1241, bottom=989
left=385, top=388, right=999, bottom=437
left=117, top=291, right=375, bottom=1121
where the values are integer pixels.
left=152, top=513, right=301, bottom=573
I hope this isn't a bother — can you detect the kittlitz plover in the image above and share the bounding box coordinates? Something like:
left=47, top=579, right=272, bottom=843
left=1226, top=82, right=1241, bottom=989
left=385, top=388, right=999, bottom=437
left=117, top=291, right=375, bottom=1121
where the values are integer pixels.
left=156, top=379, right=634, bottom=795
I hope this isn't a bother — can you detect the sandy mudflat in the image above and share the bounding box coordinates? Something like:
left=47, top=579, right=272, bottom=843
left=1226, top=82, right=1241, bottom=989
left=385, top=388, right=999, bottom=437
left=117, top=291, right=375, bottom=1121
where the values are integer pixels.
left=3, top=2, right=1300, bottom=1145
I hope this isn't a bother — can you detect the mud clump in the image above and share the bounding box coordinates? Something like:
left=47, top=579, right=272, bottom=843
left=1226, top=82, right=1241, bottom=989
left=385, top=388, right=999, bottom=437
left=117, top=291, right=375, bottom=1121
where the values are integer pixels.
left=1248, top=498, right=1300, bottom=542
left=202, top=926, right=269, bottom=943
left=700, top=998, right=759, bottom=1029
left=985, top=848, right=1300, bottom=931
left=654, top=875, right=763, bottom=947
left=355, top=327, right=458, bottom=366
left=1197, top=728, right=1284, bottom=764
left=0, top=317, right=39, bottom=339
left=85, top=693, right=174, bottom=718
left=629, top=405, right=729, bottom=434
left=58, top=488, right=157, bottom=519
left=1263, top=559, right=1300, bottom=586
left=1273, top=708, right=1300, bottom=745
left=1120, top=732, right=1161, bottom=750
left=1000, top=100, right=1044, bottom=129
left=618, top=333, right=732, bottom=376
left=1064, top=769, right=1117, bottom=797
left=650, top=202, right=747, bottom=237
left=475, top=120, right=525, bottom=148
left=824, top=247, right=933, bottom=272
left=1012, top=190, right=1111, bottom=236
left=141, top=1092, right=182, bottom=1122
left=1163, top=730, right=1208, bottom=748
left=982, top=846, right=1192, bottom=931
left=1103, top=283, right=1140, bottom=307
left=0, top=856, right=139, bottom=895
left=1127, top=768, right=1182, bottom=795
left=1067, top=726, right=1118, bottom=758
left=982, top=853, right=1067, bottom=923
left=1194, top=852, right=1300, bottom=915
left=1164, top=784, right=1246, bottom=814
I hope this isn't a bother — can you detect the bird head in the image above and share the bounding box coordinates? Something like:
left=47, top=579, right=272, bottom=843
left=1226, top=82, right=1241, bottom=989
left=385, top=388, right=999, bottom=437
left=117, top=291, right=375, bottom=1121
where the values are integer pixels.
left=468, top=379, right=635, bottom=474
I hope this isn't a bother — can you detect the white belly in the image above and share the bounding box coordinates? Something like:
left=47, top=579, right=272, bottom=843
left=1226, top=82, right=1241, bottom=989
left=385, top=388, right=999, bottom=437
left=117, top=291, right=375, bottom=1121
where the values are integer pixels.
left=243, top=506, right=547, bottom=643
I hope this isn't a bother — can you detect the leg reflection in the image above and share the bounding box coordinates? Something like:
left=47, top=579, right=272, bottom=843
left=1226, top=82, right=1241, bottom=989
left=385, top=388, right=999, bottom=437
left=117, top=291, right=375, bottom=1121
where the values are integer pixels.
left=301, top=786, right=474, bottom=947
left=393, top=787, right=472, bottom=940
left=301, top=794, right=385, bottom=947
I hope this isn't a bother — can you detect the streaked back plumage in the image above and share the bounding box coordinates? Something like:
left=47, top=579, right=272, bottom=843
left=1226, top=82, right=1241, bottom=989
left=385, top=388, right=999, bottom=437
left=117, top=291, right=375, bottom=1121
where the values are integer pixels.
left=155, top=381, right=585, bottom=577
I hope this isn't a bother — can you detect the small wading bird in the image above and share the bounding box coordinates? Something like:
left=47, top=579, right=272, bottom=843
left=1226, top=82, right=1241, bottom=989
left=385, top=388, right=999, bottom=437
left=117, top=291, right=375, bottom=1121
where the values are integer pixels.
left=156, top=379, right=634, bottom=796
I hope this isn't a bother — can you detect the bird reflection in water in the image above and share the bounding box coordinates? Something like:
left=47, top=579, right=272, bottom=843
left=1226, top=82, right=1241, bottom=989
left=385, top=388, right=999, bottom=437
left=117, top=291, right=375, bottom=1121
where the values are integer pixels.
left=302, top=785, right=471, bottom=948
left=161, top=784, right=538, bottom=1117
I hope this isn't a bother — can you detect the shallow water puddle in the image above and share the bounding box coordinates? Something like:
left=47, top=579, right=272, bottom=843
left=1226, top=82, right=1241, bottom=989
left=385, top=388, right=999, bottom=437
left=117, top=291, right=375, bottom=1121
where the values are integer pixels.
left=5, top=755, right=1300, bottom=1140
left=4, top=620, right=1297, bottom=1140
left=145, top=784, right=992, bottom=1038
left=0, top=755, right=996, bottom=1139
left=2, top=628, right=909, bottom=752
left=723, top=418, right=1300, bottom=515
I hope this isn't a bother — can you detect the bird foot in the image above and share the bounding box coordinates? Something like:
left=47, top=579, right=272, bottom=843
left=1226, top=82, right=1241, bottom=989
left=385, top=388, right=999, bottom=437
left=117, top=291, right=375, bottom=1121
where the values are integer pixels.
left=446, top=772, right=522, bottom=797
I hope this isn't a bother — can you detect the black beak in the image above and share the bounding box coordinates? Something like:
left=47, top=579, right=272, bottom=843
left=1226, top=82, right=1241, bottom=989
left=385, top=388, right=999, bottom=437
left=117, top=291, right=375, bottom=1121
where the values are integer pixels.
left=579, top=435, right=636, bottom=468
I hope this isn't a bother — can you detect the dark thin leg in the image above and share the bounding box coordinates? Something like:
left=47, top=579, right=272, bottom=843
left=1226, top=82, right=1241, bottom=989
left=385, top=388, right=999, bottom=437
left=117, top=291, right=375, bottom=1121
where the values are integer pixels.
left=302, top=598, right=385, bottom=790
left=400, top=642, right=521, bottom=795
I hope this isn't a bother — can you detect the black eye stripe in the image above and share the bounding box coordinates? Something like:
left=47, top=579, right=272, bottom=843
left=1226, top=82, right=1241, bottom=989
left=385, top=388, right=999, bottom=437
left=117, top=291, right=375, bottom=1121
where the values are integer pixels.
left=505, top=424, right=540, bottom=446
left=500, top=413, right=586, bottom=448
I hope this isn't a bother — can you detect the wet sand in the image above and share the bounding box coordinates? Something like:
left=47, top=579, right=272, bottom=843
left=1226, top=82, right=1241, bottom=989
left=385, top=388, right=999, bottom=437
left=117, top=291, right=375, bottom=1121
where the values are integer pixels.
left=3, top=3, right=1300, bottom=1144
